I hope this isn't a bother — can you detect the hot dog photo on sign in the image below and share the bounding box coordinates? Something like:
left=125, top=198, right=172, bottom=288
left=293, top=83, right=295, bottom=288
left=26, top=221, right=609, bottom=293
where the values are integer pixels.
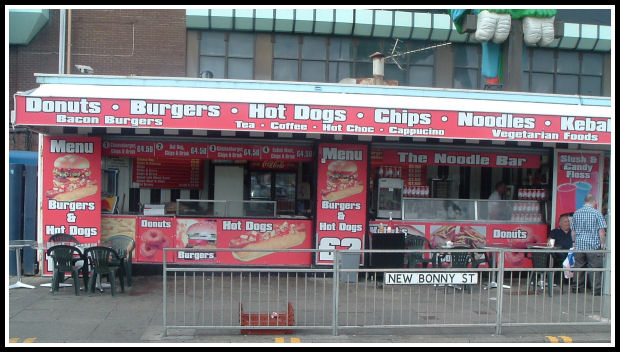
left=228, top=221, right=307, bottom=262
left=175, top=219, right=312, bottom=265
left=321, top=160, right=364, bottom=201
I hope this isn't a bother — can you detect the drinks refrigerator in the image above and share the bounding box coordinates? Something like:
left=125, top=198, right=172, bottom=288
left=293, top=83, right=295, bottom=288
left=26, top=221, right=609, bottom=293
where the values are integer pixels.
left=376, top=178, right=403, bottom=219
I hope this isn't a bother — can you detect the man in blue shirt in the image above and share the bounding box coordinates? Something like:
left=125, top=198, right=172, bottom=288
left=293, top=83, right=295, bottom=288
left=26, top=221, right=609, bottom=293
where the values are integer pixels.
left=570, top=194, right=607, bottom=295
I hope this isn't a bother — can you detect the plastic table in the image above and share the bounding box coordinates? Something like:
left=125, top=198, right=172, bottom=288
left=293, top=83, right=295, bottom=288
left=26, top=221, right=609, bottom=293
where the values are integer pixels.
left=482, top=243, right=511, bottom=290
left=9, top=240, right=37, bottom=289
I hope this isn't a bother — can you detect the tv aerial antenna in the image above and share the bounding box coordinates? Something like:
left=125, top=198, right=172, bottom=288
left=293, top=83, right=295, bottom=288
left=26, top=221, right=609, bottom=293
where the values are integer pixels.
left=384, top=39, right=452, bottom=70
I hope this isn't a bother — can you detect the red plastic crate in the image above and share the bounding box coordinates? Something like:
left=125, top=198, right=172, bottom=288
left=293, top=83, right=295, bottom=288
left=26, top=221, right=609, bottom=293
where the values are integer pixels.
left=240, top=302, right=294, bottom=335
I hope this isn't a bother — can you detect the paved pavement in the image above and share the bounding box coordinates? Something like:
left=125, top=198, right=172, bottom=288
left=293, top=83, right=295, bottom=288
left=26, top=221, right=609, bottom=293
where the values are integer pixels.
left=7, top=274, right=613, bottom=345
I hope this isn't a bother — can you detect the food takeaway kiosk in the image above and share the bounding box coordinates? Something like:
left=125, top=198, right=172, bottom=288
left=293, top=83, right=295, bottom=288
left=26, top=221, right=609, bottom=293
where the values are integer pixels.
left=12, top=74, right=611, bottom=273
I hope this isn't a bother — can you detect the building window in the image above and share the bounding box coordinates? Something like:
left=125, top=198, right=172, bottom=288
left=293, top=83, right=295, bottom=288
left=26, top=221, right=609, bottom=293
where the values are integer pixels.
left=406, top=42, right=436, bottom=87
left=273, top=34, right=330, bottom=82
left=273, top=34, right=299, bottom=81
left=353, top=38, right=377, bottom=80
left=453, top=44, right=482, bottom=89
left=198, top=31, right=439, bottom=87
left=328, top=37, right=354, bottom=82
left=522, top=48, right=604, bottom=96
left=301, top=36, right=327, bottom=82
left=273, top=34, right=436, bottom=86
left=199, top=32, right=255, bottom=79
left=580, top=52, right=603, bottom=96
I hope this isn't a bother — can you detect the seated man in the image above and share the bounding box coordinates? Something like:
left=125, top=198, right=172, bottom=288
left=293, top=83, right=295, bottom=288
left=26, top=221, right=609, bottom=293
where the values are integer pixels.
left=548, top=213, right=573, bottom=265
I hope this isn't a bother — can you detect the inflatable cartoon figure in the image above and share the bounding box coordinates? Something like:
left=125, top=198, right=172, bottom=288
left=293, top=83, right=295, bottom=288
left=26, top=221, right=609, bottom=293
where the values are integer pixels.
left=450, top=9, right=557, bottom=85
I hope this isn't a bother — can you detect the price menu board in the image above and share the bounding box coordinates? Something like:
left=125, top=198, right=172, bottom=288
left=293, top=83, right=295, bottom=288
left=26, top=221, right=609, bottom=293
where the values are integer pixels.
left=404, top=164, right=424, bottom=187
left=102, top=140, right=314, bottom=162
left=133, top=157, right=202, bottom=189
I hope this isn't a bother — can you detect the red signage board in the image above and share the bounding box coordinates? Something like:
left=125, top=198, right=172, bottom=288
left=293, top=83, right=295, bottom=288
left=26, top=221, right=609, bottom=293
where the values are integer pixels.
left=132, top=157, right=202, bottom=189
left=102, top=140, right=314, bottom=162
left=14, top=95, right=611, bottom=144
left=101, top=141, right=162, bottom=158
left=135, top=217, right=176, bottom=263
left=371, top=149, right=541, bottom=168
left=315, top=144, right=368, bottom=265
left=369, top=221, right=548, bottom=268
left=174, top=218, right=313, bottom=265
left=42, top=136, right=101, bottom=275
left=553, top=150, right=603, bottom=227
left=249, top=161, right=298, bottom=171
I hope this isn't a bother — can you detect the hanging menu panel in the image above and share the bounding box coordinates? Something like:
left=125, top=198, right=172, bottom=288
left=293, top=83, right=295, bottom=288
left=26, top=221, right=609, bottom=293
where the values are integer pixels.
left=133, top=157, right=202, bottom=189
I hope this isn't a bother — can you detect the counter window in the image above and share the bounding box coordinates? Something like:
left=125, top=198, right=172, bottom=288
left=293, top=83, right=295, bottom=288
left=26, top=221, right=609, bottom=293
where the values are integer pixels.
left=402, top=198, right=547, bottom=224
left=370, top=147, right=551, bottom=225
left=101, top=141, right=315, bottom=219
left=249, top=171, right=296, bottom=216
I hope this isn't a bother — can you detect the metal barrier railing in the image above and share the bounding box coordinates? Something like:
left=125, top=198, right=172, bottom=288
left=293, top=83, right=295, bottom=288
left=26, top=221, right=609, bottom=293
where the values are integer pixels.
left=495, top=248, right=611, bottom=335
left=162, top=248, right=611, bottom=336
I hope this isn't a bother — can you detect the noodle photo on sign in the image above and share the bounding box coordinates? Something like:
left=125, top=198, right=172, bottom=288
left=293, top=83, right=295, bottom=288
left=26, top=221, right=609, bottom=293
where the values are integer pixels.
left=430, top=225, right=486, bottom=248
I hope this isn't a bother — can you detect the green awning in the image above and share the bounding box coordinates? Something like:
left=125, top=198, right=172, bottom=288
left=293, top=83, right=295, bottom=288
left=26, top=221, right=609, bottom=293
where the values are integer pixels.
left=9, top=9, right=50, bottom=45
left=186, top=9, right=611, bottom=52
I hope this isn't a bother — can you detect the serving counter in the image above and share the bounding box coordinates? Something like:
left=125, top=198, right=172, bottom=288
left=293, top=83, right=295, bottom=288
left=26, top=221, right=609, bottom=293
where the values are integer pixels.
left=370, top=198, right=550, bottom=268
left=401, top=198, right=548, bottom=224
left=175, top=199, right=277, bottom=218
left=101, top=200, right=312, bottom=266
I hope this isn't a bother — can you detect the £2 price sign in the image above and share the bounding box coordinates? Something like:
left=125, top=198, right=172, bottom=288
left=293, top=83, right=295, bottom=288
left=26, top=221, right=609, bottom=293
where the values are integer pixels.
left=315, top=144, right=368, bottom=265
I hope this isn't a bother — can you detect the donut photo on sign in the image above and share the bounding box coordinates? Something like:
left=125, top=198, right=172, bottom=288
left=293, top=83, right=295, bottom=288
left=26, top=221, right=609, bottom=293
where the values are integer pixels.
left=139, top=228, right=171, bottom=260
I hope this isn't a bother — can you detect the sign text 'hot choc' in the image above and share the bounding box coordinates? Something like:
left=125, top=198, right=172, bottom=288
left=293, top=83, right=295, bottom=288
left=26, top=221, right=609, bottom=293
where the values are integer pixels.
left=15, top=95, right=610, bottom=144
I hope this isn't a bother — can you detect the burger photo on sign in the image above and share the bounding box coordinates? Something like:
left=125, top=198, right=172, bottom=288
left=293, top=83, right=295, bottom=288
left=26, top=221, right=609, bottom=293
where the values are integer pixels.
left=185, top=221, right=218, bottom=249
left=321, top=160, right=363, bottom=202
left=46, top=154, right=98, bottom=201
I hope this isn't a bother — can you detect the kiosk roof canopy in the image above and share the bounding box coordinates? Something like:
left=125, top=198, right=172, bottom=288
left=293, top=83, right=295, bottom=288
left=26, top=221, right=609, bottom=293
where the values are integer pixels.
left=14, top=74, right=611, bottom=145
left=30, top=74, right=611, bottom=109
left=18, top=74, right=611, bottom=119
